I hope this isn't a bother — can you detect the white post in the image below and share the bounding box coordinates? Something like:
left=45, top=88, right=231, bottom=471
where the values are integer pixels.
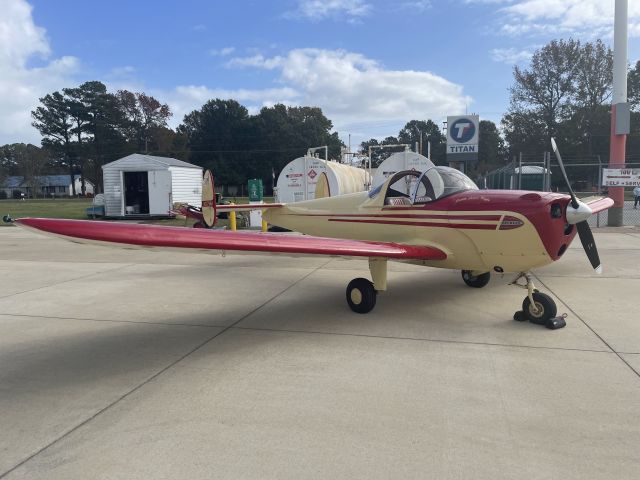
left=608, top=0, right=629, bottom=226
left=612, top=0, right=628, bottom=105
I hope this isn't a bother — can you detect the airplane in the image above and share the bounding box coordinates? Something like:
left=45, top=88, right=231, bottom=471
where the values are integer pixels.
left=9, top=139, right=613, bottom=329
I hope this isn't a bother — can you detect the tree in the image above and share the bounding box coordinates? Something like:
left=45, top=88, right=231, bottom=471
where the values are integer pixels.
left=179, top=99, right=251, bottom=186
left=63, top=85, right=92, bottom=195
left=179, top=101, right=343, bottom=191
left=77, top=82, right=129, bottom=192
left=31, top=91, right=76, bottom=194
left=627, top=60, right=640, bottom=112
left=1, top=144, right=48, bottom=198
left=572, top=40, right=613, bottom=156
left=149, top=126, right=189, bottom=160
left=506, top=39, right=581, bottom=150
left=503, top=38, right=616, bottom=160
left=116, top=90, right=172, bottom=153
left=475, top=120, right=506, bottom=174
left=251, top=104, right=344, bottom=182
left=398, top=119, right=446, bottom=163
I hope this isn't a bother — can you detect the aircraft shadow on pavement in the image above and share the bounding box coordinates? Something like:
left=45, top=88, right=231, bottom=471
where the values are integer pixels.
left=0, top=270, right=532, bottom=398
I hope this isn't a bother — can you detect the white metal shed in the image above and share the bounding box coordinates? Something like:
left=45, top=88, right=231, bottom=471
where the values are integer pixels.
left=102, top=154, right=202, bottom=217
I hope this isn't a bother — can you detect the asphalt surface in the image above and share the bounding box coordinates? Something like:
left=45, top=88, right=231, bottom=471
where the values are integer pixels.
left=0, top=225, right=639, bottom=479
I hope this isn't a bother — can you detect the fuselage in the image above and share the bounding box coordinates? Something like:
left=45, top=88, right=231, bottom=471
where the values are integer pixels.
left=264, top=189, right=577, bottom=273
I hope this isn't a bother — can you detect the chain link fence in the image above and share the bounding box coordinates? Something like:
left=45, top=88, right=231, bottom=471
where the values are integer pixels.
left=483, top=153, right=640, bottom=227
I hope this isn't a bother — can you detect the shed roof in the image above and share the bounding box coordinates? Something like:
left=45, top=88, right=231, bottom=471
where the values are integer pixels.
left=103, top=153, right=200, bottom=170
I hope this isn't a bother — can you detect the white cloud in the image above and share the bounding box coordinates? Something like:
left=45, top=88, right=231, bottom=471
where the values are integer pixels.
left=288, top=0, right=371, bottom=21
left=161, top=85, right=300, bottom=124
left=218, top=48, right=470, bottom=140
left=224, top=54, right=284, bottom=69
left=0, top=0, right=79, bottom=145
left=400, top=1, right=432, bottom=11
left=490, top=47, right=533, bottom=64
left=210, top=46, right=236, bottom=57
left=495, top=0, right=640, bottom=38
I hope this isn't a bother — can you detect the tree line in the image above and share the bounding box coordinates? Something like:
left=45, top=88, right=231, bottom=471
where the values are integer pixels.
left=2, top=37, right=640, bottom=197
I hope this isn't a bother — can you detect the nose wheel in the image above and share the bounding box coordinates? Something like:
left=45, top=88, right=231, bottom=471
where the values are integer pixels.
left=511, top=273, right=565, bottom=329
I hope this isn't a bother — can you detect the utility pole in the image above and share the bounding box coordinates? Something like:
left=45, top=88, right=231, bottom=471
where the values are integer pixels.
left=608, top=0, right=629, bottom=226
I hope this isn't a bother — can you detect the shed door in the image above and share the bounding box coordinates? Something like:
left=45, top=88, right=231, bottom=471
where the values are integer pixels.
left=148, top=170, right=172, bottom=215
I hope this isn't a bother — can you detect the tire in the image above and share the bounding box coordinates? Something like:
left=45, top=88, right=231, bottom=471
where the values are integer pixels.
left=193, top=221, right=206, bottom=228
left=346, top=278, right=377, bottom=314
left=461, top=270, right=491, bottom=288
left=522, top=292, right=557, bottom=323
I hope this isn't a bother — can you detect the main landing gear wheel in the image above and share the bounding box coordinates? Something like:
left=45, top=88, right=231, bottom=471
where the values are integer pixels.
left=346, top=278, right=377, bottom=314
left=522, top=292, right=557, bottom=324
left=461, top=270, right=491, bottom=288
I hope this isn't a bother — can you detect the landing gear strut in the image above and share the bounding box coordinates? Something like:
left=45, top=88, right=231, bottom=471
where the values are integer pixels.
left=511, top=273, right=565, bottom=329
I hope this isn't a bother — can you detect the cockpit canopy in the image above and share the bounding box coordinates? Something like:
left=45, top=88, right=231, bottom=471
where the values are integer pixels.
left=369, top=167, right=479, bottom=206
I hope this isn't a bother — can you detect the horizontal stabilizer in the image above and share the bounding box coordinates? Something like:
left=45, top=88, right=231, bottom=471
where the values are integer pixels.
left=582, top=196, right=614, bottom=214
left=216, top=203, right=285, bottom=212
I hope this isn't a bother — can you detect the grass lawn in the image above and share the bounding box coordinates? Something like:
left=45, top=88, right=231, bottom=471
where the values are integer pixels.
left=0, top=198, right=93, bottom=225
left=0, top=197, right=275, bottom=228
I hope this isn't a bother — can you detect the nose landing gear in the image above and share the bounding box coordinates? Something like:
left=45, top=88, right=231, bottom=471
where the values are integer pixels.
left=510, top=273, right=566, bottom=329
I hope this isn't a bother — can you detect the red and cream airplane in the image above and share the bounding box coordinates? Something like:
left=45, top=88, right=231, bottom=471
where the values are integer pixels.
left=11, top=140, right=612, bottom=327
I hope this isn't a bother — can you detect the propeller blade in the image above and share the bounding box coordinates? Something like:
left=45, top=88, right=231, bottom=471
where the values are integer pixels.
left=551, top=139, right=603, bottom=273
left=577, top=220, right=602, bottom=273
left=550, top=138, right=579, bottom=209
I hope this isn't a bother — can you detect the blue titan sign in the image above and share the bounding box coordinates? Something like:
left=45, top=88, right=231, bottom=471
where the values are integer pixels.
left=450, top=118, right=476, bottom=144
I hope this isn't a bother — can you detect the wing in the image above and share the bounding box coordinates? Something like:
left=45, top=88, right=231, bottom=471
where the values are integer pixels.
left=15, top=218, right=447, bottom=261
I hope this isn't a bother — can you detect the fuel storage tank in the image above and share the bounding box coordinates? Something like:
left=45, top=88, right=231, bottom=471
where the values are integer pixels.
left=275, top=156, right=370, bottom=203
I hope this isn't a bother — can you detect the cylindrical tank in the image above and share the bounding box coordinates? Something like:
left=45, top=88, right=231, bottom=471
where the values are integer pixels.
left=275, top=156, right=369, bottom=203
left=371, top=152, right=434, bottom=191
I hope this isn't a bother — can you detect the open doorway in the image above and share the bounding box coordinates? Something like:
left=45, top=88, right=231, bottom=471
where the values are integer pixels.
left=123, top=171, right=149, bottom=214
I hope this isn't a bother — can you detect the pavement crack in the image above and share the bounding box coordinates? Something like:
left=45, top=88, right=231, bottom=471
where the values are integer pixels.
left=0, top=264, right=134, bottom=300
left=232, top=325, right=614, bottom=354
left=0, top=260, right=330, bottom=479
left=0, top=312, right=225, bottom=329
left=534, top=274, right=640, bottom=380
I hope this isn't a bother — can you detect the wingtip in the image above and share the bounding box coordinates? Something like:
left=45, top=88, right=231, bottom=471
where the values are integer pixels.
left=595, top=265, right=603, bottom=274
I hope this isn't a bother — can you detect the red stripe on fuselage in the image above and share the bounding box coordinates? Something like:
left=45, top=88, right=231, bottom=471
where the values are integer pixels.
left=328, top=218, right=498, bottom=230
left=290, top=213, right=502, bottom=221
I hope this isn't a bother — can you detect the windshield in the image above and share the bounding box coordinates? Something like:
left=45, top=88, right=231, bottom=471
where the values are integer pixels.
left=412, top=166, right=478, bottom=203
left=371, top=167, right=478, bottom=205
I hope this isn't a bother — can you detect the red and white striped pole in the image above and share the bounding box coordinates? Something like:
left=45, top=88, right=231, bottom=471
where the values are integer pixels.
left=608, top=0, right=629, bottom=226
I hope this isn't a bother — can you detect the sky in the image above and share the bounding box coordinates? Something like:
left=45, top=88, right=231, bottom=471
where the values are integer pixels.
left=1, top=0, right=640, bottom=148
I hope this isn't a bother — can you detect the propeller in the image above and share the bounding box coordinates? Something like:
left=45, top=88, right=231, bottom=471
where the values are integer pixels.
left=550, top=138, right=602, bottom=274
